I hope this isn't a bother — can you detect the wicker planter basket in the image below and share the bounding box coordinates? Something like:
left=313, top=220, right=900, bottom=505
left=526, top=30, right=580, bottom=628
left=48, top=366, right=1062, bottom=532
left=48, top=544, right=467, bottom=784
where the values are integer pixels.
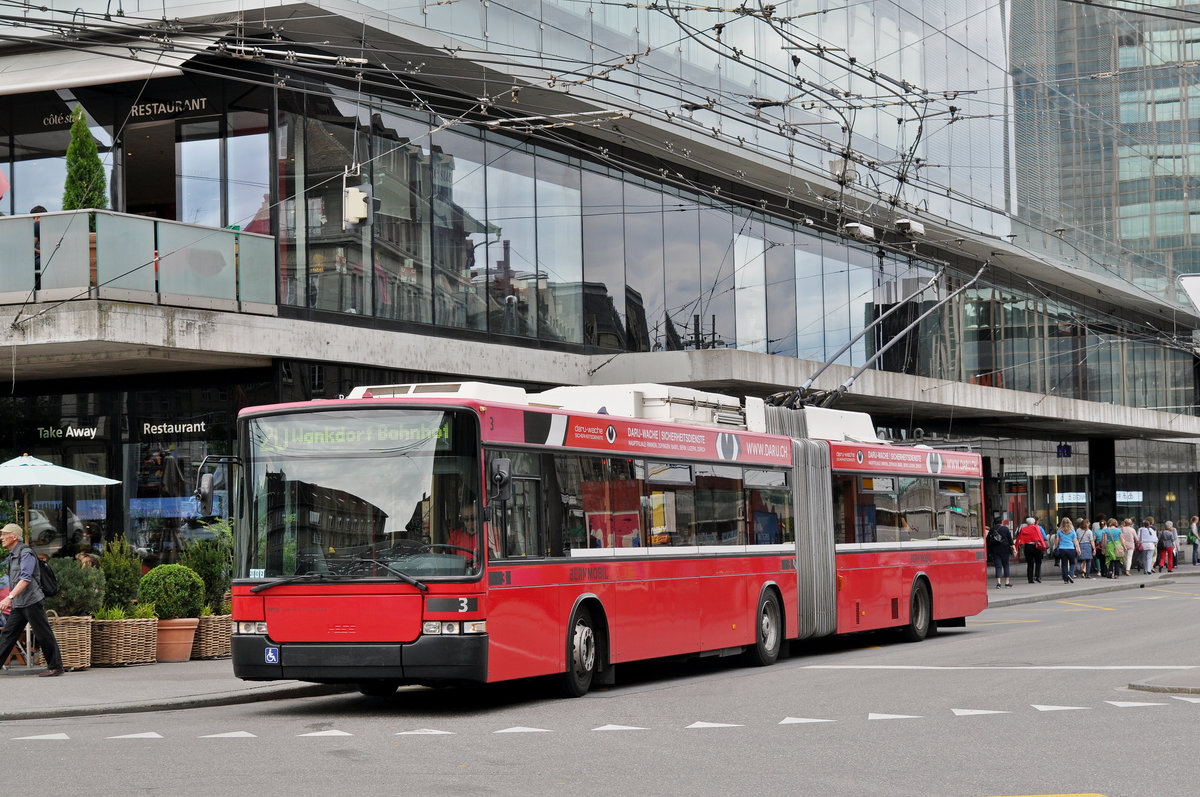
left=191, top=614, right=232, bottom=659
left=90, top=618, right=158, bottom=666
left=44, top=614, right=92, bottom=671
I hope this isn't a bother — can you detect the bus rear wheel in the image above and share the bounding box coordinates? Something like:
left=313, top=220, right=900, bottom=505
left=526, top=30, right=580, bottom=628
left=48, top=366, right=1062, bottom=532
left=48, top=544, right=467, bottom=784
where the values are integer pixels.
left=561, top=606, right=597, bottom=697
left=749, top=591, right=782, bottom=666
left=901, top=581, right=932, bottom=642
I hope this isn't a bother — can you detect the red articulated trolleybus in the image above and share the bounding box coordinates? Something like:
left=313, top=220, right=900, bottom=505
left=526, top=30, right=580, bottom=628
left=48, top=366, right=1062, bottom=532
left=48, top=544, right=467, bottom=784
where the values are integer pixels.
left=217, top=382, right=987, bottom=697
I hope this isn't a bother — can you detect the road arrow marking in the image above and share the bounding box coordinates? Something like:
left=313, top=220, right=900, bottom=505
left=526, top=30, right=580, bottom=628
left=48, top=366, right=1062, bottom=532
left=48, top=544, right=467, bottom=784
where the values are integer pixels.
left=200, top=731, right=257, bottom=738
left=687, top=721, right=743, bottom=728
left=107, top=732, right=163, bottom=739
left=1171, top=696, right=1200, bottom=703
left=12, top=733, right=69, bottom=740
left=779, top=717, right=835, bottom=724
left=867, top=713, right=921, bottom=720
left=396, top=729, right=455, bottom=735
left=951, top=709, right=1009, bottom=716
left=299, top=730, right=353, bottom=736
left=1105, top=701, right=1165, bottom=708
left=1032, top=705, right=1090, bottom=711
left=592, top=724, right=647, bottom=731
left=494, top=727, right=551, bottom=733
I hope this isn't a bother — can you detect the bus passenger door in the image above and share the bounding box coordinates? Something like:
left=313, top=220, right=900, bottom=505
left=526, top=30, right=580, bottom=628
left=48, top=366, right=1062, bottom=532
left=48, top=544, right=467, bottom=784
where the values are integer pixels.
left=488, top=477, right=560, bottom=680
left=503, top=478, right=542, bottom=558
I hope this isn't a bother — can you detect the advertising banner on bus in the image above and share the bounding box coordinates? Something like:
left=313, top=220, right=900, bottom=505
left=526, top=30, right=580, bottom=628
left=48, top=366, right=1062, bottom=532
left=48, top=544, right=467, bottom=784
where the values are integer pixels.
left=829, top=442, right=982, bottom=477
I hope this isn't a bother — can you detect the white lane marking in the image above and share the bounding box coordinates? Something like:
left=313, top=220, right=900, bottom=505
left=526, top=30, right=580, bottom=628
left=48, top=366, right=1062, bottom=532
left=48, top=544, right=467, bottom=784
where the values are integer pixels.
left=779, top=717, right=835, bottom=724
left=592, top=724, right=647, bottom=731
left=1032, top=705, right=1091, bottom=711
left=867, top=713, right=921, bottom=720
left=298, top=730, right=353, bottom=736
left=494, top=727, right=551, bottom=733
left=12, top=733, right=69, bottom=740
left=1171, top=696, right=1200, bottom=703
left=200, top=731, right=257, bottom=738
left=1105, top=701, right=1166, bottom=708
left=687, top=721, right=743, bottom=728
left=951, top=708, right=1009, bottom=716
left=107, top=732, right=162, bottom=739
left=806, top=665, right=1196, bottom=670
left=396, top=729, right=455, bottom=735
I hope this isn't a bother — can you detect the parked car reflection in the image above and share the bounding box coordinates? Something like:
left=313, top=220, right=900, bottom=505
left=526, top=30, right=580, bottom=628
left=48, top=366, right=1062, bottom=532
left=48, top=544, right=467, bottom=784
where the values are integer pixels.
left=28, top=508, right=85, bottom=557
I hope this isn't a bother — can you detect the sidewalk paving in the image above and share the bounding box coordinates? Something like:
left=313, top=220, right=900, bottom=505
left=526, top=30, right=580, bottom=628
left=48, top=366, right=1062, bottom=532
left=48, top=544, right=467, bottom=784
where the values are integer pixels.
left=986, top=561, right=1200, bottom=695
left=0, top=658, right=345, bottom=721
left=2, top=565, right=1197, bottom=721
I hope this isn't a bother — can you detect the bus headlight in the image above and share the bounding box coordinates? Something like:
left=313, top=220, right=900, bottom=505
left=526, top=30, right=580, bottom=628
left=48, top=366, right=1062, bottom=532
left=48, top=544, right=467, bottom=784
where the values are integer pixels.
left=422, top=620, right=487, bottom=635
left=235, top=621, right=268, bottom=634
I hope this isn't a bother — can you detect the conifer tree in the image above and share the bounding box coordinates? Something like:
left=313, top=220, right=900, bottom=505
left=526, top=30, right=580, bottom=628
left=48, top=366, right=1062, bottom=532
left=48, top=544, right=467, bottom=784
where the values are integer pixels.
left=62, top=105, right=107, bottom=213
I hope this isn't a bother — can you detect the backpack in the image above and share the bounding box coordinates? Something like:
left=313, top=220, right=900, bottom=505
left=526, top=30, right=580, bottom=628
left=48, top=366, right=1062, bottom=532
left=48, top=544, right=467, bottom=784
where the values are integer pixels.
left=988, top=527, right=1005, bottom=545
left=35, top=556, right=58, bottom=597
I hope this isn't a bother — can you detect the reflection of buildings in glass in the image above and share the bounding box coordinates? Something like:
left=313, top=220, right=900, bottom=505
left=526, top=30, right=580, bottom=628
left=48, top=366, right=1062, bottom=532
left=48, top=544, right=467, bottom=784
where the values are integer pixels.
left=582, top=281, right=626, bottom=350
left=262, top=471, right=388, bottom=572
left=624, top=284, right=649, bottom=352
left=1012, top=1, right=1199, bottom=293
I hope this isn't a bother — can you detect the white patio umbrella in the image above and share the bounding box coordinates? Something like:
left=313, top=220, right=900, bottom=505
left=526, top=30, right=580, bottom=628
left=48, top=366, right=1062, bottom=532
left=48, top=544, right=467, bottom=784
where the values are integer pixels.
left=0, top=454, right=119, bottom=542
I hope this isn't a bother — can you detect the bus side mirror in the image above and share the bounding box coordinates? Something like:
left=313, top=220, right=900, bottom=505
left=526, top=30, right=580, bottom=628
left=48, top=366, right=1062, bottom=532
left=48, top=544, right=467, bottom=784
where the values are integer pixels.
left=490, top=458, right=512, bottom=502
left=195, top=472, right=215, bottom=516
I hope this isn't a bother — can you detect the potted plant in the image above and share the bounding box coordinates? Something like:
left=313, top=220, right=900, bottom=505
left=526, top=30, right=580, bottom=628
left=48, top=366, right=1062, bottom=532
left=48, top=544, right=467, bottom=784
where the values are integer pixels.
left=98, top=535, right=140, bottom=610
left=43, top=556, right=104, bottom=670
left=62, top=104, right=108, bottom=284
left=138, top=563, right=204, bottom=662
left=90, top=604, right=158, bottom=666
left=180, top=520, right=233, bottom=659
left=91, top=536, right=158, bottom=666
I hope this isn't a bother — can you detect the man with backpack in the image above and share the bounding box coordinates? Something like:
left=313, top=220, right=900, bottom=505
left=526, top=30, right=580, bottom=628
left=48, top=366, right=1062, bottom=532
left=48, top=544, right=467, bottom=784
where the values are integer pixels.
left=0, top=523, right=63, bottom=676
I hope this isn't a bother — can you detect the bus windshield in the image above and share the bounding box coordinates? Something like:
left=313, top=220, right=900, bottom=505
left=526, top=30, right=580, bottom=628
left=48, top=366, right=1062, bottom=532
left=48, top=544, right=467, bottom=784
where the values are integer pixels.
left=239, top=408, right=482, bottom=581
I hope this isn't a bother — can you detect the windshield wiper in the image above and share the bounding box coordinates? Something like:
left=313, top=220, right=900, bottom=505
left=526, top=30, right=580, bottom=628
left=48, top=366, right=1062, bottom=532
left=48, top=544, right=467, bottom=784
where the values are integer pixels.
left=249, top=572, right=333, bottom=593
left=350, top=557, right=428, bottom=591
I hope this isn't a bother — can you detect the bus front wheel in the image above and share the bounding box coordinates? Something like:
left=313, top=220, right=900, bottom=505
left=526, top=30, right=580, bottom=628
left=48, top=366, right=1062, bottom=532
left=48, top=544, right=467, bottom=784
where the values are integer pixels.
left=901, top=581, right=932, bottom=642
left=561, top=606, right=597, bottom=697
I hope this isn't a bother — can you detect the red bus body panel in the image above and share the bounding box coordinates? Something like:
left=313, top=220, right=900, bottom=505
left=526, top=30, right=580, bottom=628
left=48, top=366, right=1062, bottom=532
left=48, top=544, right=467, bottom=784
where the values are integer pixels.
left=482, top=556, right=798, bottom=682
left=834, top=548, right=987, bottom=634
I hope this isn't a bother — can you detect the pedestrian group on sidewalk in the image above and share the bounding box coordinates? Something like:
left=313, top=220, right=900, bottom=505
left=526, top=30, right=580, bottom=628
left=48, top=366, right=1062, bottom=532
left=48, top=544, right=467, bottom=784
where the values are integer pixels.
left=987, top=513, right=1200, bottom=589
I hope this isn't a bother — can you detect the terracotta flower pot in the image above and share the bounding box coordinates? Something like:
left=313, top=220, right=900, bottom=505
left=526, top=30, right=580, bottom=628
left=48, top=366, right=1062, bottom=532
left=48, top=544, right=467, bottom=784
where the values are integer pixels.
left=156, top=617, right=200, bottom=662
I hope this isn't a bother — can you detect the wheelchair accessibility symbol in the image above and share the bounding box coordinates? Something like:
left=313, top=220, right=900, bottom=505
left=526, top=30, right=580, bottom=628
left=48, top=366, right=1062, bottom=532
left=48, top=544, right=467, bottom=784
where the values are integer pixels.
left=265, top=647, right=279, bottom=664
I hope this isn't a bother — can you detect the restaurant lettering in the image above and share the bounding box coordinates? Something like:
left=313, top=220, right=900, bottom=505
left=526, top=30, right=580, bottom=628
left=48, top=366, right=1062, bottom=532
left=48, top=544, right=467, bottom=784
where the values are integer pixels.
left=131, top=97, right=208, bottom=118
left=38, top=425, right=98, bottom=439
left=144, top=421, right=207, bottom=435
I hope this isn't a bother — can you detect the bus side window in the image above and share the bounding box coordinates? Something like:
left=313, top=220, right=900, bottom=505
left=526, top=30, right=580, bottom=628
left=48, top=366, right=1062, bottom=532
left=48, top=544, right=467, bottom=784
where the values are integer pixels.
left=833, top=476, right=855, bottom=545
left=745, top=469, right=791, bottom=544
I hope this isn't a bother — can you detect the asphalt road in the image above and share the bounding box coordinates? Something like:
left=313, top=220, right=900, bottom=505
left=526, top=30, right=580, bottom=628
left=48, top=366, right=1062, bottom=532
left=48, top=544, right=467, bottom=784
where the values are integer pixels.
left=5, top=582, right=1198, bottom=797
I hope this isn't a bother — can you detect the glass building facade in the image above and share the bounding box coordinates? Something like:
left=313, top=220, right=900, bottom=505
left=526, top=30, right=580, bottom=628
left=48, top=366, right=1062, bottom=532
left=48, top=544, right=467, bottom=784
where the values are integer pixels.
left=0, top=0, right=1197, bottom=539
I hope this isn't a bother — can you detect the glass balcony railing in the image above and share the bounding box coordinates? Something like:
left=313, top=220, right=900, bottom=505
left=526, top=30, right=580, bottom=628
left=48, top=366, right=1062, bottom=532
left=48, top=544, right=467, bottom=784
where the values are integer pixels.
left=0, top=209, right=276, bottom=312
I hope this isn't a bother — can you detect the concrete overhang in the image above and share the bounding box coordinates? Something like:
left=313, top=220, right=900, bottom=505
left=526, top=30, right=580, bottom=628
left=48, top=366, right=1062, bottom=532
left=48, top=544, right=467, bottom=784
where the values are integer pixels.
left=0, top=300, right=592, bottom=387
left=586, top=350, right=1200, bottom=442
left=1, top=301, right=1193, bottom=443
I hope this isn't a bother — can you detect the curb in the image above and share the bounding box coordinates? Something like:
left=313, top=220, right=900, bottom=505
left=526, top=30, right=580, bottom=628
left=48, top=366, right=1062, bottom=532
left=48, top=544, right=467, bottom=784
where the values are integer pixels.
left=1127, top=680, right=1200, bottom=696
left=0, top=683, right=352, bottom=722
left=986, top=577, right=1180, bottom=609
left=986, top=568, right=1200, bottom=610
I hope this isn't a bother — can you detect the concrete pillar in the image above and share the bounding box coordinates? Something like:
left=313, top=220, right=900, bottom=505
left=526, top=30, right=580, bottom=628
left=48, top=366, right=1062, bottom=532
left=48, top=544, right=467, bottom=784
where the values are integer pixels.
left=1089, top=437, right=1116, bottom=523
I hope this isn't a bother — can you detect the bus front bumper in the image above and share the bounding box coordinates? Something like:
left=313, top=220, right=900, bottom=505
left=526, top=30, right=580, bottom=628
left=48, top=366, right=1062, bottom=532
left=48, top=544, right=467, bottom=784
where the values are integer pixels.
left=232, top=633, right=488, bottom=684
